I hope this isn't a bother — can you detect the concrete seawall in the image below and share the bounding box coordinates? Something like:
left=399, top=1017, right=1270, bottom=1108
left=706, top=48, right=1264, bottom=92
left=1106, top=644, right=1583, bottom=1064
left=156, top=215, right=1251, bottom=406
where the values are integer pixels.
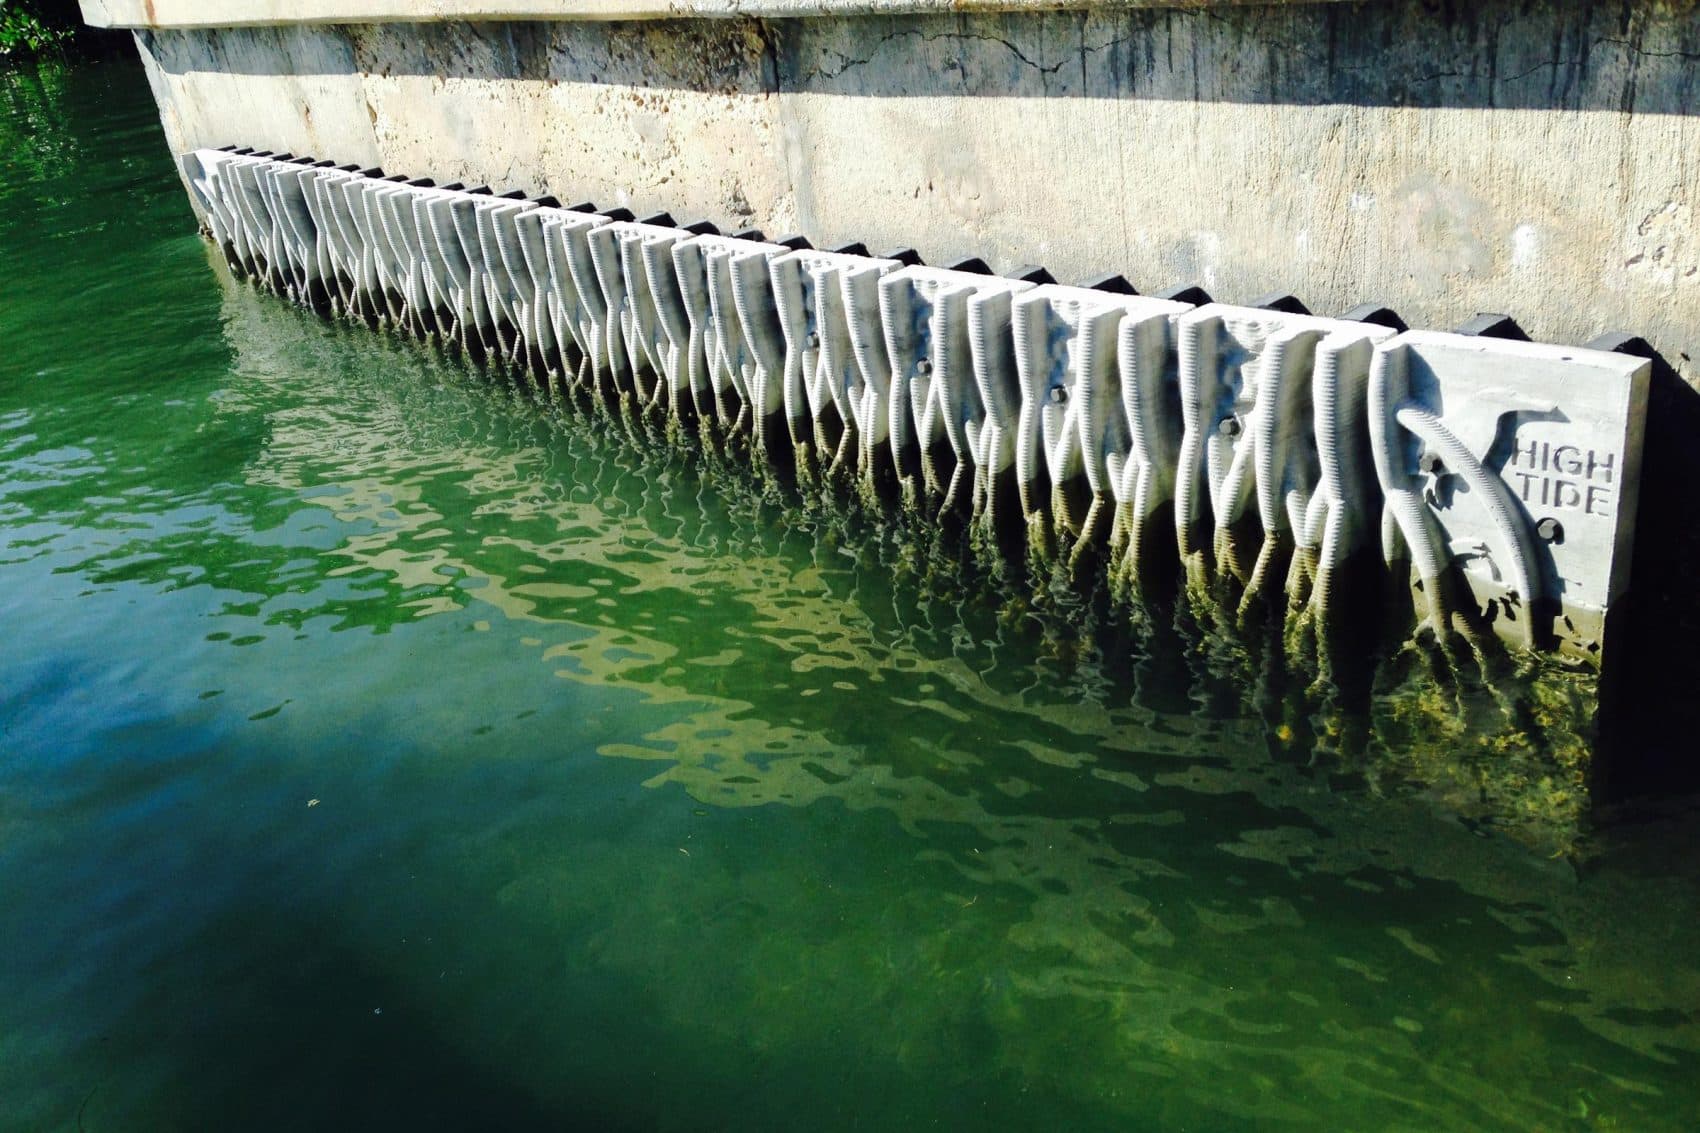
left=78, top=1, right=1700, bottom=781
left=85, top=0, right=1700, bottom=390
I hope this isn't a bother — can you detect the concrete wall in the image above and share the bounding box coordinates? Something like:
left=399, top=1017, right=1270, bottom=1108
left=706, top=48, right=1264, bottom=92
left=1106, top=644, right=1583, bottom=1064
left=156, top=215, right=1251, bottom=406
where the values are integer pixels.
left=83, top=0, right=1349, bottom=24
left=121, top=2, right=1700, bottom=385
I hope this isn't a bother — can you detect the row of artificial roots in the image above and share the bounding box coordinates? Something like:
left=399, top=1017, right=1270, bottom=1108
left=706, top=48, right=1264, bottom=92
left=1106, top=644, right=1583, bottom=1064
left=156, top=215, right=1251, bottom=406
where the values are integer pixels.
left=182, top=146, right=1549, bottom=665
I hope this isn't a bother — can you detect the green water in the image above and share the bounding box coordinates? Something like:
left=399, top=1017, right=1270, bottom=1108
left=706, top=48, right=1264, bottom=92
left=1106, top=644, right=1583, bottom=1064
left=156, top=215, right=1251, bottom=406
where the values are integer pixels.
left=4, top=58, right=1699, bottom=1132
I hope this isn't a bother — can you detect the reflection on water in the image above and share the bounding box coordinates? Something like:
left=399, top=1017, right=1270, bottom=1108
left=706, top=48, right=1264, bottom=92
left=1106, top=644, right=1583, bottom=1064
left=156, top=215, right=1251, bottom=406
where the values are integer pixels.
left=215, top=259, right=1597, bottom=844
left=3, top=56, right=1699, bottom=1133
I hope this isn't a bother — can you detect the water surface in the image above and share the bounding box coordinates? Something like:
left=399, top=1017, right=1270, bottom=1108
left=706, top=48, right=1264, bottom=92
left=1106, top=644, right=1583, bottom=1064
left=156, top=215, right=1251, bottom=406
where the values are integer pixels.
left=3, top=58, right=1699, bottom=1132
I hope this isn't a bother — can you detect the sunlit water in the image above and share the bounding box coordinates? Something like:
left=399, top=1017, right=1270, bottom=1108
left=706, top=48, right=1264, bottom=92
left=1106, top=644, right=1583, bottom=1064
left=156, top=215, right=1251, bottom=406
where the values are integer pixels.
left=3, top=58, right=1699, bottom=1132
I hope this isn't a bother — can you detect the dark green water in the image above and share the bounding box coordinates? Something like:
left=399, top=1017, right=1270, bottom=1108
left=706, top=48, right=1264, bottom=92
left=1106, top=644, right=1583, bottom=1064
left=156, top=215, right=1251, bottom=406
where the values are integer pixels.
left=4, top=58, right=1699, bottom=1132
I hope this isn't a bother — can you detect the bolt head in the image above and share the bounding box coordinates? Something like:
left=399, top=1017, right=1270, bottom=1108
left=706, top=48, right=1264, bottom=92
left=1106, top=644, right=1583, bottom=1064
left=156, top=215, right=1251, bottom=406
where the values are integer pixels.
left=916, top=358, right=932, bottom=376
left=805, top=331, right=820, bottom=350
left=1049, top=385, right=1067, bottom=405
left=1217, top=416, right=1241, bottom=438
left=1419, top=451, right=1445, bottom=476
left=1536, top=517, right=1563, bottom=542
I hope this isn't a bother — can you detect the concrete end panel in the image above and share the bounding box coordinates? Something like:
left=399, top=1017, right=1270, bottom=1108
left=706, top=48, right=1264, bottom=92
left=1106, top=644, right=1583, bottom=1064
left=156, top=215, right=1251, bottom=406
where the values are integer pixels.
left=1370, top=331, right=1651, bottom=662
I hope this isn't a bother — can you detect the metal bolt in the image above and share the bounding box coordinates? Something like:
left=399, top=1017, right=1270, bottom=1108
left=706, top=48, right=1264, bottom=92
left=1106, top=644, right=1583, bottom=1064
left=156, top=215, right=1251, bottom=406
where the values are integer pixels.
left=1217, top=416, right=1241, bottom=438
left=1536, top=517, right=1563, bottom=543
left=1049, top=384, right=1067, bottom=405
left=805, top=331, right=819, bottom=350
left=1418, top=450, right=1445, bottom=476
left=916, top=358, right=932, bottom=376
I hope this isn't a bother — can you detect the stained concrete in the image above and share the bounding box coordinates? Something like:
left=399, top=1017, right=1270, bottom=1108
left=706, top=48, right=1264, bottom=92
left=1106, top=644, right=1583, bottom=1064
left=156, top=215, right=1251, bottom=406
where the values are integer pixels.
left=118, top=3, right=1700, bottom=388
left=83, top=0, right=1349, bottom=24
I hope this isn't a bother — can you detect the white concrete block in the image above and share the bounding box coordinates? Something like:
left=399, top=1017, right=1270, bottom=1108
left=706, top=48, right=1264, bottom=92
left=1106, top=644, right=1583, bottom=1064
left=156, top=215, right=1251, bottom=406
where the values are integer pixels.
left=1369, top=330, right=1650, bottom=657
left=1175, top=304, right=1394, bottom=588
left=538, top=210, right=616, bottom=391
left=771, top=248, right=899, bottom=467
left=672, top=232, right=788, bottom=433
left=878, top=266, right=1034, bottom=506
left=1010, top=286, right=1191, bottom=546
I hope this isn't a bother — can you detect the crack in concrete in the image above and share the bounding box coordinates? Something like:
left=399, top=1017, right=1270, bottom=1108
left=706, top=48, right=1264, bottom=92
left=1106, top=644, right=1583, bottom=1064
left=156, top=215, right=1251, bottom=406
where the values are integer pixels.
left=1596, top=36, right=1700, bottom=63
left=798, top=22, right=1700, bottom=100
left=799, top=26, right=1130, bottom=86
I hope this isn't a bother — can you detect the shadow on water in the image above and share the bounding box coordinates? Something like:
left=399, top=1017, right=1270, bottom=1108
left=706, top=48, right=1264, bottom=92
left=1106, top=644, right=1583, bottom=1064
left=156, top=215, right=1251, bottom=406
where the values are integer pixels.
left=116, top=929, right=569, bottom=1131
left=1596, top=344, right=1700, bottom=802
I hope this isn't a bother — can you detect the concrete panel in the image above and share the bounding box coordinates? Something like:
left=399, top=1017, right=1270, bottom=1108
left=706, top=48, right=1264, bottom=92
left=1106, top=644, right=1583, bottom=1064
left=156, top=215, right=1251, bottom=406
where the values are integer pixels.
left=1370, top=331, right=1650, bottom=659
left=878, top=264, right=1032, bottom=502
left=1171, top=303, right=1394, bottom=598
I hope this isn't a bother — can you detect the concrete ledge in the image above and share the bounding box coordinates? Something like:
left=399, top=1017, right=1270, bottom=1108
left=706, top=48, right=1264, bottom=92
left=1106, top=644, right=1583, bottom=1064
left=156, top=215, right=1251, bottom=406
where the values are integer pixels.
left=80, top=0, right=1347, bottom=29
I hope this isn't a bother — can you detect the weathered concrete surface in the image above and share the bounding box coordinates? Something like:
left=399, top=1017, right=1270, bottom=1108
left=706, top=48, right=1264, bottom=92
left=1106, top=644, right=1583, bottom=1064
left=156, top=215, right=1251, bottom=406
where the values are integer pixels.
left=128, top=3, right=1700, bottom=385
left=83, top=0, right=1348, bottom=28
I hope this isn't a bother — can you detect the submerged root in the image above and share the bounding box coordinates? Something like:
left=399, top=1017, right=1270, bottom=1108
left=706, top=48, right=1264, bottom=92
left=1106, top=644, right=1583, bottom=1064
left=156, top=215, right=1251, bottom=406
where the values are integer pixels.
left=1105, top=504, right=1141, bottom=614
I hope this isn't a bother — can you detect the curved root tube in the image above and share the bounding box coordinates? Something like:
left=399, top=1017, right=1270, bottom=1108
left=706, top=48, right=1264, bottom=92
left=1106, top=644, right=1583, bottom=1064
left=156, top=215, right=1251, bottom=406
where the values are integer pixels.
left=827, top=425, right=856, bottom=477
left=1180, top=550, right=1212, bottom=607
left=1284, top=541, right=1317, bottom=608
left=1383, top=492, right=1450, bottom=638
left=1237, top=530, right=1293, bottom=623
left=1214, top=523, right=1257, bottom=585
left=1106, top=500, right=1135, bottom=596
left=1067, top=494, right=1108, bottom=573
left=940, top=460, right=968, bottom=516
left=1242, top=530, right=1280, bottom=600
left=1394, top=403, right=1540, bottom=649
